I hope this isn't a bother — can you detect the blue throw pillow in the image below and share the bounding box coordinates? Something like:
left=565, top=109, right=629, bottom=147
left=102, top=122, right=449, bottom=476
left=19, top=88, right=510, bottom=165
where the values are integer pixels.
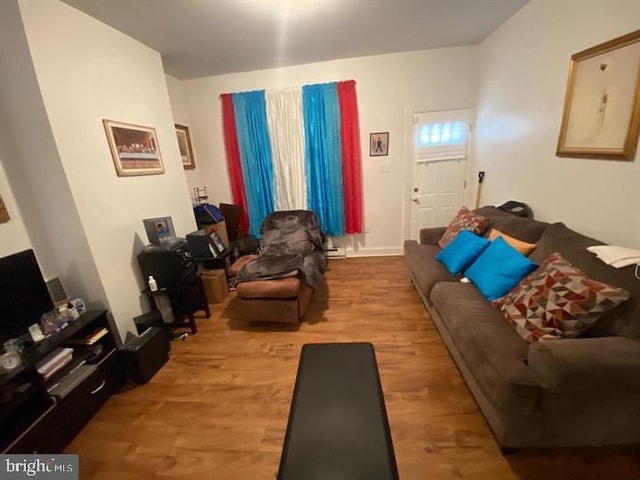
left=436, top=230, right=490, bottom=275
left=465, top=236, right=539, bottom=302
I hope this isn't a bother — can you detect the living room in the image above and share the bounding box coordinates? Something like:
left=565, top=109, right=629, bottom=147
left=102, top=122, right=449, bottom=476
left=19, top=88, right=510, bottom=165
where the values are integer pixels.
left=0, top=0, right=639, bottom=478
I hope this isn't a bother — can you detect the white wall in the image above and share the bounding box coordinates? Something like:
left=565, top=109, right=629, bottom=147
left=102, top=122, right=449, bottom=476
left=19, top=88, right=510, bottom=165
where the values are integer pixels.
left=13, top=0, right=196, bottom=340
left=0, top=158, right=32, bottom=257
left=166, top=74, right=202, bottom=196
left=474, top=0, right=640, bottom=248
left=0, top=0, right=104, bottom=314
left=177, top=46, right=477, bottom=255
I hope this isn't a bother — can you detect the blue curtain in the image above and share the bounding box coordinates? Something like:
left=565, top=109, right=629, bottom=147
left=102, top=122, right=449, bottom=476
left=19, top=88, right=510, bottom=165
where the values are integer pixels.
left=302, top=83, right=345, bottom=235
left=232, top=91, right=275, bottom=237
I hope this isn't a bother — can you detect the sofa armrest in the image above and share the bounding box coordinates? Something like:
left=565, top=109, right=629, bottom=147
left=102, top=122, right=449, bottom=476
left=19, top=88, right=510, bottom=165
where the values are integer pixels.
left=527, top=337, right=640, bottom=393
left=419, top=227, right=446, bottom=246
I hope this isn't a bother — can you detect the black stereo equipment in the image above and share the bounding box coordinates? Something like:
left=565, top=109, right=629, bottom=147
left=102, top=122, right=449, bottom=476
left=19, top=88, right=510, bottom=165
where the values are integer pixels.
left=137, top=240, right=196, bottom=289
left=186, top=229, right=214, bottom=258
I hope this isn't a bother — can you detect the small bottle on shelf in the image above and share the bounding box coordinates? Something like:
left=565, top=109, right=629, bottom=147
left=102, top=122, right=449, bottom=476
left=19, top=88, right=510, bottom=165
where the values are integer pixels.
left=148, top=275, right=158, bottom=292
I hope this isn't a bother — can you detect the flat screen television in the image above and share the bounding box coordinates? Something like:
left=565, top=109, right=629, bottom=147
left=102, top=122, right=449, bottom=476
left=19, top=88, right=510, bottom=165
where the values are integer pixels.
left=0, top=249, right=54, bottom=345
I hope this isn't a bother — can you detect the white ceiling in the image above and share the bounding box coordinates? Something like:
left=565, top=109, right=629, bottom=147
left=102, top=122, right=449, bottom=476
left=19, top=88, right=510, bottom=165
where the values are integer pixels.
left=62, top=0, right=528, bottom=80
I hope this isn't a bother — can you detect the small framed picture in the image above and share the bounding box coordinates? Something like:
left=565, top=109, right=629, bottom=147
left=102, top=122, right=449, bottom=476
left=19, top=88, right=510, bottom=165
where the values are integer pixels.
left=208, top=231, right=226, bottom=255
left=175, top=124, right=196, bottom=169
left=143, top=217, right=176, bottom=245
left=0, top=194, right=9, bottom=223
left=370, top=132, right=389, bottom=156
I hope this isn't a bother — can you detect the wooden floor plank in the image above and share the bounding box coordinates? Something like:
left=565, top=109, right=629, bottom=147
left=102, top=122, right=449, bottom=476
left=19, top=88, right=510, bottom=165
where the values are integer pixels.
left=67, top=256, right=640, bottom=479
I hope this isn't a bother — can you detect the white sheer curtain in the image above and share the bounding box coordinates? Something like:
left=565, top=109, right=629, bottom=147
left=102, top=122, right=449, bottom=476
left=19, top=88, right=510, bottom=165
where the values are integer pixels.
left=266, top=88, right=307, bottom=210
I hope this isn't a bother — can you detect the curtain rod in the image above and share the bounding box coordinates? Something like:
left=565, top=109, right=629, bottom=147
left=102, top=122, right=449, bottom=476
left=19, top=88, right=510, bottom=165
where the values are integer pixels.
left=219, top=79, right=357, bottom=99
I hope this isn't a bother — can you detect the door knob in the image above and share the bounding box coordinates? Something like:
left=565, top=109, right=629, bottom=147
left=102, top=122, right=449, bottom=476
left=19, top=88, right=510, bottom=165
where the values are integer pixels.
left=412, top=197, right=419, bottom=204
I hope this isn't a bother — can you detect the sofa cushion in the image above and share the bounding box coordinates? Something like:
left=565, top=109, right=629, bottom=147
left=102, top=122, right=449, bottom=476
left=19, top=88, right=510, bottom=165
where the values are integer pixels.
left=236, top=277, right=302, bottom=298
left=465, top=237, right=539, bottom=302
left=436, top=230, right=489, bottom=275
left=429, top=282, right=541, bottom=412
left=495, top=252, right=630, bottom=343
left=474, top=206, right=550, bottom=244
left=403, top=240, right=458, bottom=301
left=529, top=223, right=640, bottom=339
left=438, top=206, right=490, bottom=248
left=488, top=228, right=536, bottom=255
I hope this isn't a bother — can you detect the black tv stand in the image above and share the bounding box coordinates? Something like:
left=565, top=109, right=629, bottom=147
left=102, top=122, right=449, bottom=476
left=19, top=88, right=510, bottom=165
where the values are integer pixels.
left=0, top=310, right=124, bottom=453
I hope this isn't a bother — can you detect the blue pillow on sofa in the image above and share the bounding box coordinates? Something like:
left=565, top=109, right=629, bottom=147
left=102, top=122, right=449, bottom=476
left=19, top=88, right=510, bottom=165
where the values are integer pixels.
left=436, top=230, right=490, bottom=275
left=465, top=236, right=539, bottom=302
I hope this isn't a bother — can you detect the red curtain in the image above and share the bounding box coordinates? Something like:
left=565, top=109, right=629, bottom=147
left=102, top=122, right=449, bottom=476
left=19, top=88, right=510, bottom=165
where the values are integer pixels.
left=220, top=94, right=249, bottom=235
left=337, top=80, right=363, bottom=234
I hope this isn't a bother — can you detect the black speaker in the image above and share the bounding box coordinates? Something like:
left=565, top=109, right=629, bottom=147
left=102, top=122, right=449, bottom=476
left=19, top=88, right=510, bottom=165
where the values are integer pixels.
left=186, top=229, right=214, bottom=258
left=121, top=327, right=170, bottom=384
left=137, top=239, right=196, bottom=289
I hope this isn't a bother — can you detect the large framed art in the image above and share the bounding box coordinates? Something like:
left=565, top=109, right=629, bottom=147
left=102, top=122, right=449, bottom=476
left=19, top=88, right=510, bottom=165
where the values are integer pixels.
left=103, top=119, right=164, bottom=176
left=556, top=30, right=640, bottom=161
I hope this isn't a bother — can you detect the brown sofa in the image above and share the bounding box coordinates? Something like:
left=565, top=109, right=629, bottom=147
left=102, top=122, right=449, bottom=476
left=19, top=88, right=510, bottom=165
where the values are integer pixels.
left=404, top=206, right=640, bottom=448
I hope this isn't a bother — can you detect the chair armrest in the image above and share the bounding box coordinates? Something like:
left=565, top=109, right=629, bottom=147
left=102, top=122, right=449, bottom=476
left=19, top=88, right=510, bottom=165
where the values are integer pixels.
left=527, top=336, right=640, bottom=393
left=419, top=227, right=446, bottom=246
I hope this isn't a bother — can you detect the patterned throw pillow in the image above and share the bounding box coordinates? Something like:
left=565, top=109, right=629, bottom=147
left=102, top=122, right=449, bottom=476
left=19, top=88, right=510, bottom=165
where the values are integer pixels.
left=494, top=252, right=630, bottom=343
left=438, top=207, right=490, bottom=249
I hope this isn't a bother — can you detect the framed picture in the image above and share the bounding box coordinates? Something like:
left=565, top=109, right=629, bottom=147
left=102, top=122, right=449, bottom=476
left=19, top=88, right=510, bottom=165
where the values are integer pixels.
left=143, top=217, right=176, bottom=245
left=175, top=124, right=196, bottom=169
left=208, top=231, right=226, bottom=255
left=103, top=119, right=164, bottom=176
left=556, top=30, right=640, bottom=160
left=0, top=194, right=9, bottom=223
left=370, top=132, right=389, bottom=156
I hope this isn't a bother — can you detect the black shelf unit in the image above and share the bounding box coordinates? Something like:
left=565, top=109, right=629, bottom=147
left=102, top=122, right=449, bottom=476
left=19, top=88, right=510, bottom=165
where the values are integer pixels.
left=143, top=274, right=210, bottom=334
left=0, top=310, right=124, bottom=453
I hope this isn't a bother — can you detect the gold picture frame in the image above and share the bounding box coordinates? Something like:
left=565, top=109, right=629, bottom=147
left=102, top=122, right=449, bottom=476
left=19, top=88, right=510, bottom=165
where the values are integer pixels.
left=0, top=194, right=9, bottom=223
left=175, top=124, right=196, bottom=169
left=556, top=29, right=640, bottom=160
left=103, top=119, right=164, bottom=176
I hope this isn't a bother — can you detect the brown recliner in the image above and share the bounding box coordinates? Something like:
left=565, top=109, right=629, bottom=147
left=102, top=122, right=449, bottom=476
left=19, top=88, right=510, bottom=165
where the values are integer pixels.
left=229, top=211, right=325, bottom=325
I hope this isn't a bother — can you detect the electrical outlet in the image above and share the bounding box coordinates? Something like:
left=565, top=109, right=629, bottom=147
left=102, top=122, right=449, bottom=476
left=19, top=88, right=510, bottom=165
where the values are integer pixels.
left=365, top=224, right=371, bottom=233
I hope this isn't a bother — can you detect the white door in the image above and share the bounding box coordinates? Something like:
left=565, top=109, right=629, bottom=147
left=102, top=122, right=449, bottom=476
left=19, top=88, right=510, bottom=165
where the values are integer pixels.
left=409, top=159, right=466, bottom=240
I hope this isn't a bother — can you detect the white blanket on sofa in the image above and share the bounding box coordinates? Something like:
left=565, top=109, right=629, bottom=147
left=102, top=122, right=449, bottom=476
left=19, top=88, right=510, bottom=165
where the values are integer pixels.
left=587, top=245, right=640, bottom=268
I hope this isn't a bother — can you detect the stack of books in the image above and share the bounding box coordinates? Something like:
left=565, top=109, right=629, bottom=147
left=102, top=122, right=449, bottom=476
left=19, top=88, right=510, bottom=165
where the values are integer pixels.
left=35, top=347, right=74, bottom=381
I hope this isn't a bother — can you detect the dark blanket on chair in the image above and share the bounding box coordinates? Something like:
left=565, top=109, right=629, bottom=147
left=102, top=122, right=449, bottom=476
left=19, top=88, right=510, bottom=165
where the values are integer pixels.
left=234, top=210, right=326, bottom=289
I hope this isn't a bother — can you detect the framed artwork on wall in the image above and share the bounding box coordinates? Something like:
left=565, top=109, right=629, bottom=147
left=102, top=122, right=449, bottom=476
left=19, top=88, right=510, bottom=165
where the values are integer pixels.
left=556, top=29, right=640, bottom=160
left=175, top=124, right=196, bottom=169
left=103, top=119, right=164, bottom=176
left=370, top=132, right=389, bottom=156
left=0, top=194, right=9, bottom=223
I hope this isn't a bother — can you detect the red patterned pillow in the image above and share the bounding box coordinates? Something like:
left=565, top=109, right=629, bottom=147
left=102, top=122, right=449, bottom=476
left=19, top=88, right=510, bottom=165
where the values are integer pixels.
left=494, top=252, right=630, bottom=343
left=438, top=207, right=490, bottom=248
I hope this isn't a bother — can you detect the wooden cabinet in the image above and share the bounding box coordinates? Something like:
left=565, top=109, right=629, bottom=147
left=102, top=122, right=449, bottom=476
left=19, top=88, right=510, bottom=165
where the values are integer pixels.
left=0, top=310, right=124, bottom=453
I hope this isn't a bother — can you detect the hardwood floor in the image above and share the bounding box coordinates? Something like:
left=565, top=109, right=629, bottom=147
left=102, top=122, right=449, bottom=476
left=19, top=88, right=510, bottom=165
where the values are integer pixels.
left=67, top=257, right=640, bottom=479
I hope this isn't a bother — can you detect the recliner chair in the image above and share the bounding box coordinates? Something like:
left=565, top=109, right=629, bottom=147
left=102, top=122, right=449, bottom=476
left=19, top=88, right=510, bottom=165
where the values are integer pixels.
left=229, top=210, right=326, bottom=325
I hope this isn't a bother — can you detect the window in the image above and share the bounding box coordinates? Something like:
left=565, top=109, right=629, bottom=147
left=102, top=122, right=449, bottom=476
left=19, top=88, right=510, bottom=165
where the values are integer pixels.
left=414, top=109, right=470, bottom=162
